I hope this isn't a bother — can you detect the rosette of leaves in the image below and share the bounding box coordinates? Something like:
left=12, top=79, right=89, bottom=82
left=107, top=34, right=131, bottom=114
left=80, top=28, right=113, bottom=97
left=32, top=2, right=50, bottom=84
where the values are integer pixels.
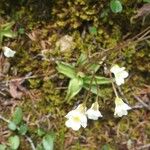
left=56, top=53, right=112, bottom=101
left=0, top=107, right=28, bottom=150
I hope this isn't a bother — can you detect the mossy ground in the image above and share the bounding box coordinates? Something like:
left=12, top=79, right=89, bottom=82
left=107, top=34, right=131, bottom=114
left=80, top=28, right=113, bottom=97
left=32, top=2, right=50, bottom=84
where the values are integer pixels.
left=0, top=0, right=150, bottom=150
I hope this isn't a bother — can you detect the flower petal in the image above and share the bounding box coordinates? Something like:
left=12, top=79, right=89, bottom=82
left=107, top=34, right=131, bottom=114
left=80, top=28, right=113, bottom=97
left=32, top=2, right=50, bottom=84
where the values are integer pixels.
left=114, top=97, right=131, bottom=117
left=65, top=119, right=81, bottom=130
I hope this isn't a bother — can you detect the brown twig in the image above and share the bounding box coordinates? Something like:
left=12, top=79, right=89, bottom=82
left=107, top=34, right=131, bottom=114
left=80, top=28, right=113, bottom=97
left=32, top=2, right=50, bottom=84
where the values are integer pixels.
left=136, top=143, right=150, bottom=150
left=89, top=26, right=150, bottom=60
left=133, top=94, right=150, bottom=110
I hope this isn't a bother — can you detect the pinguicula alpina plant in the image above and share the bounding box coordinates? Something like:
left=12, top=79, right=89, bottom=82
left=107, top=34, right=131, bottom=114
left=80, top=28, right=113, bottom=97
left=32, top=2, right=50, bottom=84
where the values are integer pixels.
left=57, top=53, right=132, bottom=131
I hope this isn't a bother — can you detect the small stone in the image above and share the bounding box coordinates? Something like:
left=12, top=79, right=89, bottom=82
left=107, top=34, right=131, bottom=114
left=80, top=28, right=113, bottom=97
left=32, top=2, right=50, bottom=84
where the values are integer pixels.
left=56, top=35, right=74, bottom=52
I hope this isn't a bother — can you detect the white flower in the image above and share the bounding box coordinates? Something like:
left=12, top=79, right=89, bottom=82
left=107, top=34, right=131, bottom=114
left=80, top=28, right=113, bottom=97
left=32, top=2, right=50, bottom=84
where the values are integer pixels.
left=65, top=104, right=87, bottom=131
left=2, top=46, right=16, bottom=58
left=86, top=102, right=103, bottom=120
left=114, top=97, right=131, bottom=117
left=110, top=64, right=129, bottom=86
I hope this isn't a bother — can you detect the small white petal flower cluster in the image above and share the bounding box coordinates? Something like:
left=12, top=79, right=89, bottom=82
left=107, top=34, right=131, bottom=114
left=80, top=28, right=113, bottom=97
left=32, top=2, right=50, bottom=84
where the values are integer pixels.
left=110, top=64, right=131, bottom=117
left=110, top=65, right=129, bottom=86
left=65, top=102, right=102, bottom=131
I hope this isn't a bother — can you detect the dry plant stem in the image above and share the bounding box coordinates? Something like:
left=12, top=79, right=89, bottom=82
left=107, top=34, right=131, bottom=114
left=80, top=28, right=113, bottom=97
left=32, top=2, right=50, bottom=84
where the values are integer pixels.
left=0, top=114, right=36, bottom=150
left=138, top=30, right=150, bottom=40
left=0, top=114, right=9, bottom=123
left=25, top=135, right=36, bottom=150
left=137, top=26, right=150, bottom=38
left=93, top=76, right=100, bottom=102
left=0, top=73, right=57, bottom=85
left=136, top=143, right=150, bottom=150
left=133, top=94, right=150, bottom=110
left=130, top=26, right=150, bottom=41
left=117, top=86, right=128, bottom=103
left=90, top=26, right=150, bottom=59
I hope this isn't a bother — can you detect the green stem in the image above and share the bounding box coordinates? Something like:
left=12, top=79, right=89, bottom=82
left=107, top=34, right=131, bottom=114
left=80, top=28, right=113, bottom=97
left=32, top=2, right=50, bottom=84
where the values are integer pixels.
left=93, top=76, right=99, bottom=103
left=109, top=72, right=118, bottom=97
left=83, top=72, right=95, bottom=104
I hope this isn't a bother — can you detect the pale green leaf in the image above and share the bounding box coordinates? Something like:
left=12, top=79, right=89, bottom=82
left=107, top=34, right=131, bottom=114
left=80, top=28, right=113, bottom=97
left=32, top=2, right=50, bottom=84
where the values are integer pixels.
left=1, top=22, right=14, bottom=30
left=36, top=144, right=45, bottom=150
left=87, top=63, right=100, bottom=73
left=83, top=84, right=102, bottom=96
left=56, top=62, right=76, bottom=78
left=77, top=53, right=88, bottom=66
left=110, top=0, right=123, bottom=13
left=0, top=144, right=6, bottom=150
left=8, top=135, right=20, bottom=150
left=143, top=0, right=150, bottom=3
left=2, top=30, right=17, bottom=38
left=18, top=124, right=28, bottom=135
left=37, top=128, right=45, bottom=137
left=102, top=144, right=112, bottom=150
left=77, top=53, right=100, bottom=73
left=12, top=107, right=23, bottom=125
left=8, top=121, right=17, bottom=131
left=89, top=26, right=97, bottom=35
left=66, top=77, right=83, bottom=101
left=42, top=134, right=55, bottom=150
left=83, top=76, right=111, bottom=85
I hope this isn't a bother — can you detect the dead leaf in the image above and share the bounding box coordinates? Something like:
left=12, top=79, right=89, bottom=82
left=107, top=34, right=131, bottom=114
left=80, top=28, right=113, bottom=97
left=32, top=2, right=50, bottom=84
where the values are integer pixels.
left=9, top=79, right=24, bottom=99
left=26, top=31, right=39, bottom=41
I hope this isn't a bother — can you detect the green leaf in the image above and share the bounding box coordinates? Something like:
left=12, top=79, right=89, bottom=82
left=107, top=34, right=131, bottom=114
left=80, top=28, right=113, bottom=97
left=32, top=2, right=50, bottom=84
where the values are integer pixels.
left=87, top=63, right=100, bottom=73
left=89, top=26, right=97, bottom=35
left=1, top=22, right=14, bottom=29
left=0, top=34, right=3, bottom=44
left=18, top=28, right=25, bottom=34
left=77, top=53, right=100, bottom=73
left=110, top=0, right=122, bottom=13
left=2, top=30, right=17, bottom=38
left=0, top=22, right=16, bottom=43
left=101, top=144, right=112, bottom=150
left=83, top=84, right=102, bottom=96
left=18, top=124, right=28, bottom=135
left=8, top=135, right=20, bottom=150
left=42, top=134, right=55, bottom=150
left=143, top=0, right=150, bottom=2
left=77, top=53, right=88, bottom=66
left=66, top=77, right=83, bottom=101
left=12, top=107, right=23, bottom=125
left=56, top=62, right=76, bottom=78
left=36, top=144, right=45, bottom=150
left=37, top=128, right=45, bottom=137
left=8, top=121, right=17, bottom=131
left=83, top=76, right=111, bottom=85
left=0, top=144, right=6, bottom=150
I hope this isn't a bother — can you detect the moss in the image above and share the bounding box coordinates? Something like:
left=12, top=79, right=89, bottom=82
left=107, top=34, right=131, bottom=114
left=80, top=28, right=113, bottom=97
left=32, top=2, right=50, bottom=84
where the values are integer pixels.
left=0, top=0, right=150, bottom=149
